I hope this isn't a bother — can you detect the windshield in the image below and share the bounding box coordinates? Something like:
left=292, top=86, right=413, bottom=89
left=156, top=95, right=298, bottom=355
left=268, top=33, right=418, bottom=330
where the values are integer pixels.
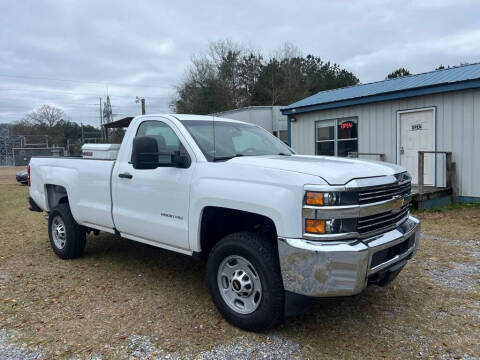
left=181, top=120, right=294, bottom=161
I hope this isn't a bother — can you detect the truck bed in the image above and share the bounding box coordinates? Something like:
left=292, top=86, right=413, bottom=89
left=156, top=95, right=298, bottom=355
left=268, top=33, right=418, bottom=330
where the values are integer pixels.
left=29, top=157, right=116, bottom=232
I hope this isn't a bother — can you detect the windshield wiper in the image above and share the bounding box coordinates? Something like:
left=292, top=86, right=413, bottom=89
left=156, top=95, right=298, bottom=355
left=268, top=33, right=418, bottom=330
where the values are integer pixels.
left=213, top=154, right=244, bottom=162
left=277, top=152, right=291, bottom=156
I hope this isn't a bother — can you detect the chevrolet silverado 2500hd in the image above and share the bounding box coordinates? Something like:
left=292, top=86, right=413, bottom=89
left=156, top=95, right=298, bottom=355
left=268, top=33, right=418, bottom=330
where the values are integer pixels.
left=28, top=114, right=420, bottom=331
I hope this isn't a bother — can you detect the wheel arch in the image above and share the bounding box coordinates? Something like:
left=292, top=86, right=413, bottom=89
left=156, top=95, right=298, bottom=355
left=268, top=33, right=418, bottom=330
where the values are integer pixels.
left=46, top=184, right=69, bottom=210
left=197, top=206, right=278, bottom=259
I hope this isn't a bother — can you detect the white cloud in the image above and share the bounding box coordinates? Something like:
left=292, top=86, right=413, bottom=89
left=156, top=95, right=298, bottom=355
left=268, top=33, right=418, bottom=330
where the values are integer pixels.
left=151, top=39, right=175, bottom=56
left=343, top=29, right=480, bottom=82
left=0, top=0, right=479, bottom=123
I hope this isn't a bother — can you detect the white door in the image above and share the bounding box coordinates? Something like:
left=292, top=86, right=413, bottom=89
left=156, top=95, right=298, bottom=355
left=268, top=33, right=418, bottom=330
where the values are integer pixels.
left=399, top=109, right=435, bottom=185
left=112, top=119, right=194, bottom=251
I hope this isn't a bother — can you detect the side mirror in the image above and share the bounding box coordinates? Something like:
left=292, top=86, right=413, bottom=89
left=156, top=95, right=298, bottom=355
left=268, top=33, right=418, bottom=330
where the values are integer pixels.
left=171, top=151, right=190, bottom=168
left=132, top=136, right=190, bottom=169
left=131, top=136, right=159, bottom=169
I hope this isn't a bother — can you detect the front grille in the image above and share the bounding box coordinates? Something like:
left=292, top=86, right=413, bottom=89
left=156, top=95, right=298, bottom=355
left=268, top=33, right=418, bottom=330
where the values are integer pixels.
left=357, top=204, right=409, bottom=235
left=357, top=182, right=411, bottom=204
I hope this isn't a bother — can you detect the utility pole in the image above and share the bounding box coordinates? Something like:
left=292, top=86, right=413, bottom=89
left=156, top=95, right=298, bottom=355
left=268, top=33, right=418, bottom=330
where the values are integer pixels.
left=136, top=96, right=146, bottom=115
left=81, top=122, right=84, bottom=143
left=99, top=97, right=104, bottom=141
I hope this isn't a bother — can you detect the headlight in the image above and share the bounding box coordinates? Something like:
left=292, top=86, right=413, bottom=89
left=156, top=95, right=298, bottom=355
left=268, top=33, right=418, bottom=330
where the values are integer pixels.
left=305, top=191, right=338, bottom=206
left=396, top=171, right=411, bottom=183
left=305, top=191, right=357, bottom=206
left=304, top=218, right=356, bottom=234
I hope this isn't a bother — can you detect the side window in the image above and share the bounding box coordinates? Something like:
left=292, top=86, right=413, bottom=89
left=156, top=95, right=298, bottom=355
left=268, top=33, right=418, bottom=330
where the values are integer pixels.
left=135, top=121, right=184, bottom=165
left=136, top=121, right=180, bottom=152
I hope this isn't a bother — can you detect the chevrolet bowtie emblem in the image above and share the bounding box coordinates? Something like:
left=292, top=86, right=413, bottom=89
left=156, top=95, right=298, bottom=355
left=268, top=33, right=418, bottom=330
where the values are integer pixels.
left=392, top=195, right=404, bottom=213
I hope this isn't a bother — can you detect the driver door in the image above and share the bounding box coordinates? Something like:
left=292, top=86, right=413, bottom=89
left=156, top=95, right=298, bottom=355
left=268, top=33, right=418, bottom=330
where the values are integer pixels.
left=112, top=118, right=194, bottom=251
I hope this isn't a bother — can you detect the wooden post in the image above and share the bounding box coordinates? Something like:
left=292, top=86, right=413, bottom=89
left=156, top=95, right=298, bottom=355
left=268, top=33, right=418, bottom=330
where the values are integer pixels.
left=418, top=151, right=424, bottom=194
left=451, top=162, right=458, bottom=204
left=445, top=152, right=452, bottom=189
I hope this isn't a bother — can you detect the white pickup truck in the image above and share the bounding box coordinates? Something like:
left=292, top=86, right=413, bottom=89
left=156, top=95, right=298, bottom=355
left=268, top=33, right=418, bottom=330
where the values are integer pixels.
left=28, top=114, right=420, bottom=331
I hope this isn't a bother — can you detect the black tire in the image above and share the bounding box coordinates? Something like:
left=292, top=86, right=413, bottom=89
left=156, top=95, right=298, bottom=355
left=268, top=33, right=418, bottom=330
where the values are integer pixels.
left=48, top=203, right=86, bottom=259
left=207, top=232, right=285, bottom=331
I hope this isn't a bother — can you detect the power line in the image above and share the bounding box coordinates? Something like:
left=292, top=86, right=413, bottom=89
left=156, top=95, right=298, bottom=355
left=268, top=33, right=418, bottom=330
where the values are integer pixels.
left=0, top=87, right=170, bottom=99
left=0, top=73, right=174, bottom=89
left=0, top=103, right=153, bottom=109
left=0, top=103, right=99, bottom=109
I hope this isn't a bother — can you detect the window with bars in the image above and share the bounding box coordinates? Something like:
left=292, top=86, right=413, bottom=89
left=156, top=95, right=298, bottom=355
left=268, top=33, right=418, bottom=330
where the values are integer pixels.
left=315, top=117, right=358, bottom=157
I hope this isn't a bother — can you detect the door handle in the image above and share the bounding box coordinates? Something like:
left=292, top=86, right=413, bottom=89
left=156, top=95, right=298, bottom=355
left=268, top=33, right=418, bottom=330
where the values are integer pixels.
left=118, top=172, right=133, bottom=179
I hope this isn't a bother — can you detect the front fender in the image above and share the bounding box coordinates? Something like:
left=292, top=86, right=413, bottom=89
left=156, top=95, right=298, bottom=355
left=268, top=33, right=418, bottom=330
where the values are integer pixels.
left=188, top=164, right=324, bottom=252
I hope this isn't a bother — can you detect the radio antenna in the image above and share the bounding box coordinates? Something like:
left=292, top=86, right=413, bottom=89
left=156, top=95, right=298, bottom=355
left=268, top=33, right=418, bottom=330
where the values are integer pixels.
left=212, top=112, right=216, bottom=161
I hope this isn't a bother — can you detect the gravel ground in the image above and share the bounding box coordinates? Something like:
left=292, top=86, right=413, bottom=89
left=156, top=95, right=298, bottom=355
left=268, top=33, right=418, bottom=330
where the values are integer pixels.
left=421, top=232, right=480, bottom=293
left=1, top=168, right=479, bottom=359
left=0, top=329, right=43, bottom=360
left=424, top=259, right=479, bottom=293
left=0, top=331, right=301, bottom=360
left=127, top=334, right=301, bottom=360
left=440, top=355, right=480, bottom=360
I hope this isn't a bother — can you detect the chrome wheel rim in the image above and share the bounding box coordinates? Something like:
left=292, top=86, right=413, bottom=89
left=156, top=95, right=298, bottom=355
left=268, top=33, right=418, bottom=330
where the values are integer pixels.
left=217, top=255, right=262, bottom=314
left=51, top=216, right=66, bottom=249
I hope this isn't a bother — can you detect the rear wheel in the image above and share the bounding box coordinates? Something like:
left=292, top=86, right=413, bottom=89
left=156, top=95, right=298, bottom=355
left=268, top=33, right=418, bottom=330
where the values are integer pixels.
left=48, top=203, right=86, bottom=259
left=207, top=232, right=285, bottom=331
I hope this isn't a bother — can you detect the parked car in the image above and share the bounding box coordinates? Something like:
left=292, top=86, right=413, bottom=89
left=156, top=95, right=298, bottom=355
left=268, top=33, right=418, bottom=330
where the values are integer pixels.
left=27, top=114, right=420, bottom=331
left=16, top=169, right=28, bottom=185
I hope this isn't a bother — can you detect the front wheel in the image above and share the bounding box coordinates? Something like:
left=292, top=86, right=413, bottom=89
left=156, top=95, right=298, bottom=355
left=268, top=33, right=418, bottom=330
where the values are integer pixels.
left=207, top=232, right=285, bottom=331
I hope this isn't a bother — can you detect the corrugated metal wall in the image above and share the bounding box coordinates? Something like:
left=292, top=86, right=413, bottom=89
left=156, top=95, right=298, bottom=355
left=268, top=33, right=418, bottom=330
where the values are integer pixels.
left=214, top=106, right=288, bottom=133
left=291, top=88, right=480, bottom=197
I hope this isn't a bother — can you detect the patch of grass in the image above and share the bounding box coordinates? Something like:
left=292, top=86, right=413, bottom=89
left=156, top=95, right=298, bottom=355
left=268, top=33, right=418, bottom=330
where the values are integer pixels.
left=417, top=202, right=480, bottom=213
left=415, top=203, right=480, bottom=241
left=0, top=167, right=479, bottom=359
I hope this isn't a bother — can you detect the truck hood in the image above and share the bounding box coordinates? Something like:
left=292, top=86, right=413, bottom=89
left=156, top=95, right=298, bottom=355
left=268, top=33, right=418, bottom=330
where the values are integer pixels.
left=228, top=155, right=405, bottom=185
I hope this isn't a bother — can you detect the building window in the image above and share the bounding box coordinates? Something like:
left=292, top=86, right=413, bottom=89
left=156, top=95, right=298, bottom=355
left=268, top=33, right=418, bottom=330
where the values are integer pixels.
left=315, top=117, right=358, bottom=157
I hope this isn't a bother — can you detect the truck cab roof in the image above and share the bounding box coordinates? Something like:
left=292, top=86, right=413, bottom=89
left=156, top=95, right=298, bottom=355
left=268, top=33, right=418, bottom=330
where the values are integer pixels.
left=157, top=114, right=249, bottom=124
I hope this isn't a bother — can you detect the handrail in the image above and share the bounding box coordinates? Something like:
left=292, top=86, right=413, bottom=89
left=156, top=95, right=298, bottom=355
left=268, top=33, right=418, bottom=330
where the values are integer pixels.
left=418, top=151, right=457, bottom=202
left=348, top=152, right=386, bottom=161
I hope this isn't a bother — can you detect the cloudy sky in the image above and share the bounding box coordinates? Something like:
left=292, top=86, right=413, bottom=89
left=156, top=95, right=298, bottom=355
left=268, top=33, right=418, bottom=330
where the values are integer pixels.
left=1, top=0, right=479, bottom=125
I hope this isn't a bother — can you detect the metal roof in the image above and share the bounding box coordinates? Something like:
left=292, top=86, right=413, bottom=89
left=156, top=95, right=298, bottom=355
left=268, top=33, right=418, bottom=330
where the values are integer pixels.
left=282, top=62, right=480, bottom=115
left=103, top=116, right=134, bottom=128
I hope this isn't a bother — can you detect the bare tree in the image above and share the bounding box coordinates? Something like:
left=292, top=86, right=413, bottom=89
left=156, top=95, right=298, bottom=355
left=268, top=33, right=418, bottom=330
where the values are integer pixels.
left=272, top=42, right=303, bottom=60
left=24, top=104, right=65, bottom=127
left=173, top=39, right=358, bottom=113
left=208, top=39, right=243, bottom=67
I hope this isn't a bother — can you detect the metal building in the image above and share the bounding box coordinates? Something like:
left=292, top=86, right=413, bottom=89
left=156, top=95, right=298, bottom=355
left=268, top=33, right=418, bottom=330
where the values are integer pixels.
left=281, top=63, right=480, bottom=203
left=212, top=106, right=288, bottom=142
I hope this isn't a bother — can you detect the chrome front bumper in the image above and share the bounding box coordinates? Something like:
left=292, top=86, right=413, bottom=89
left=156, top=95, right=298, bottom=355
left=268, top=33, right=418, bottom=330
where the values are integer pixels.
left=278, top=216, right=420, bottom=297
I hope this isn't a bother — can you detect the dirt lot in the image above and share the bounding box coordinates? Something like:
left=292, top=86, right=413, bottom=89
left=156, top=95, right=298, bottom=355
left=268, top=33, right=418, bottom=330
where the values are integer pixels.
left=0, top=166, right=479, bottom=359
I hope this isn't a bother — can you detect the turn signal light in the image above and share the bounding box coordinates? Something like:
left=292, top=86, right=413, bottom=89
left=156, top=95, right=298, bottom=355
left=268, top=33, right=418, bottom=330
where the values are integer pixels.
left=305, top=219, right=326, bottom=234
left=305, top=192, right=324, bottom=206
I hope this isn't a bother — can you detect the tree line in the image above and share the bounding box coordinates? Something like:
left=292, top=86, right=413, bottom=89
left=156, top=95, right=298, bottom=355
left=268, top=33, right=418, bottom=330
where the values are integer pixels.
left=386, top=62, right=470, bottom=79
left=9, top=39, right=468, bottom=152
left=172, top=41, right=360, bottom=114
left=12, top=105, right=124, bottom=154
